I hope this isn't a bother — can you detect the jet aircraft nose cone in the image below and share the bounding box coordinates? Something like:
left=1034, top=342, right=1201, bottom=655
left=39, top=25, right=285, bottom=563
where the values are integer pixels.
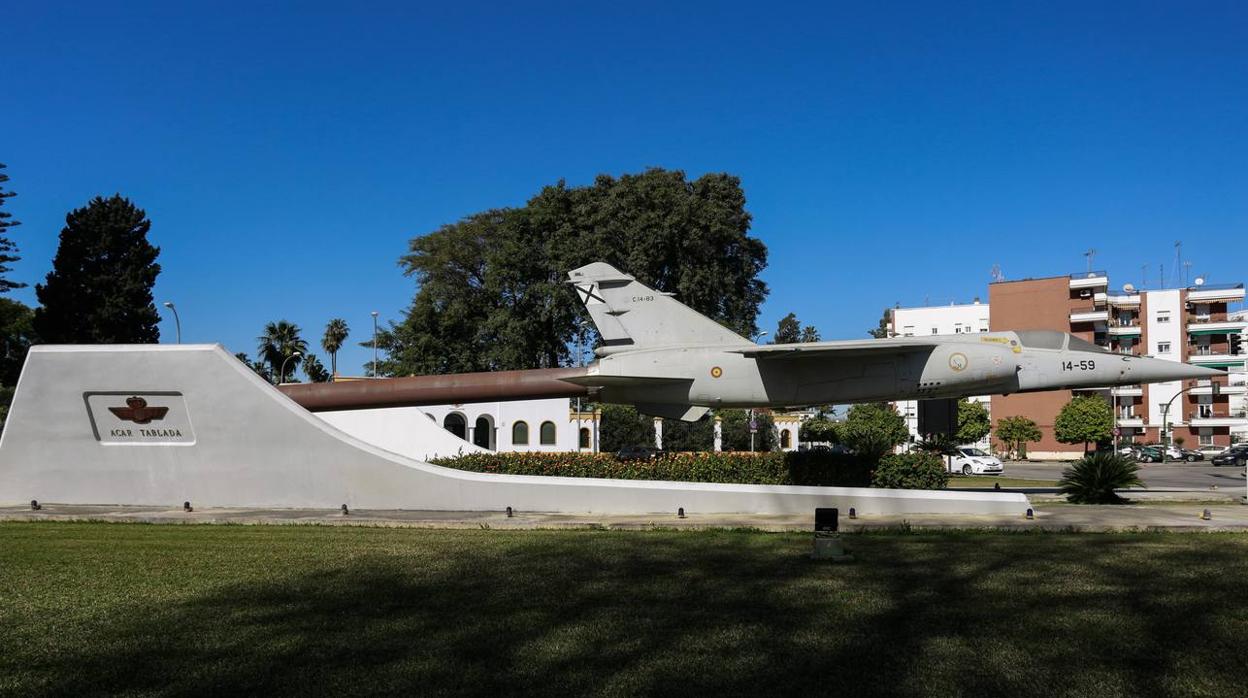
left=1125, top=355, right=1224, bottom=383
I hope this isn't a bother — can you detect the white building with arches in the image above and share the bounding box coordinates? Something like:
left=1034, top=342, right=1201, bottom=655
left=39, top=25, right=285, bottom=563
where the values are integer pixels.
left=319, top=398, right=600, bottom=460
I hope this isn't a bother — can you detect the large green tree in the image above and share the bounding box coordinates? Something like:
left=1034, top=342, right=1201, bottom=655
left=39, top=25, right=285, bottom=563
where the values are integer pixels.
left=258, top=320, right=309, bottom=383
left=320, top=318, right=349, bottom=379
left=34, top=195, right=161, bottom=343
left=867, top=307, right=893, bottom=338
left=995, top=415, right=1042, bottom=459
left=956, top=399, right=992, bottom=444
left=0, top=298, right=36, bottom=386
left=660, top=415, right=715, bottom=452
left=1054, top=395, right=1114, bottom=454
left=384, top=168, right=768, bottom=375
left=838, top=403, right=908, bottom=461
left=599, top=403, right=654, bottom=452
left=771, top=313, right=820, bottom=345
left=799, top=415, right=838, bottom=444
left=0, top=298, right=36, bottom=433
left=302, top=353, right=331, bottom=383
left=0, top=163, right=23, bottom=293
left=718, top=409, right=775, bottom=452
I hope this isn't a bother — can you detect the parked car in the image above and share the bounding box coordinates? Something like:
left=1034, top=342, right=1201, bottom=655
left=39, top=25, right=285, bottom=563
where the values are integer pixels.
left=1178, top=449, right=1204, bottom=462
left=947, top=447, right=1004, bottom=476
left=1211, top=444, right=1248, bottom=467
left=1198, top=445, right=1228, bottom=458
left=615, top=446, right=659, bottom=461
left=1133, top=445, right=1165, bottom=463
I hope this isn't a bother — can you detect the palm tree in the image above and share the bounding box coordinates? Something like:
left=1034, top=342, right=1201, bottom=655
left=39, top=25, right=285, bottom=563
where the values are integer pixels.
left=321, top=318, right=349, bottom=380
left=257, top=320, right=309, bottom=384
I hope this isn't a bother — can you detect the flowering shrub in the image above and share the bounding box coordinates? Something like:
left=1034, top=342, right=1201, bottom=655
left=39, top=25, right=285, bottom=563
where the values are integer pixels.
left=870, top=452, right=950, bottom=490
left=430, top=450, right=876, bottom=487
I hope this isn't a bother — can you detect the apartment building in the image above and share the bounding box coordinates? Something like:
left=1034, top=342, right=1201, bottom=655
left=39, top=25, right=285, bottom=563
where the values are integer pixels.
left=989, top=272, right=1246, bottom=458
left=889, top=301, right=991, bottom=446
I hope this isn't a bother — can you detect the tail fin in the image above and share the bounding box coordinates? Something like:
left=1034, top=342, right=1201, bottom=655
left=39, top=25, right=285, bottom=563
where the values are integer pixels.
left=568, top=262, right=751, bottom=350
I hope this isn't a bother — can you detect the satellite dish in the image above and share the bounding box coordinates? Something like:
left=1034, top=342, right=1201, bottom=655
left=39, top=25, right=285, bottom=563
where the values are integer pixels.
left=1123, top=283, right=1135, bottom=293
left=1194, top=276, right=1206, bottom=287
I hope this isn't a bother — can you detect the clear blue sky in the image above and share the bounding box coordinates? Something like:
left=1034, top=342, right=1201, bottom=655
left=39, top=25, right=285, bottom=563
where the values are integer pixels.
left=5, top=2, right=1246, bottom=375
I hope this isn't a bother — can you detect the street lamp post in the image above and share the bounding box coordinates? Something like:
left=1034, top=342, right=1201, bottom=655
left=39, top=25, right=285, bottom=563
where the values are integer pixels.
left=279, top=351, right=302, bottom=385
left=370, top=311, right=379, bottom=378
left=162, top=302, right=181, bottom=344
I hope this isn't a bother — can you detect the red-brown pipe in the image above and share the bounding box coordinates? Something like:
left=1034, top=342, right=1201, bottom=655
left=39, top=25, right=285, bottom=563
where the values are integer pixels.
left=278, top=367, right=592, bottom=412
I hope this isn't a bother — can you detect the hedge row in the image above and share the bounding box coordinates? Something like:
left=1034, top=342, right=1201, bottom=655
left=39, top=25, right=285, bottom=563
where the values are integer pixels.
left=430, top=450, right=946, bottom=489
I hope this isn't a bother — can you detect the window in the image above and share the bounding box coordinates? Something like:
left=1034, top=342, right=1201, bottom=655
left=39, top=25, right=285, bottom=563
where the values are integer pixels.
left=780, top=430, right=791, bottom=449
left=539, top=421, right=557, bottom=445
left=931, top=327, right=939, bottom=335
left=512, top=421, right=529, bottom=445
left=1158, top=342, right=1171, bottom=354
left=579, top=427, right=591, bottom=449
left=979, top=327, right=988, bottom=333
left=1156, top=312, right=1171, bottom=323
left=1199, top=429, right=1214, bottom=446
left=1195, top=304, right=1210, bottom=320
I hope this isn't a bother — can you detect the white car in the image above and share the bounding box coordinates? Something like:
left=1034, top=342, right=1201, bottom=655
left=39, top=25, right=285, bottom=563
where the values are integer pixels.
left=948, top=447, right=1004, bottom=476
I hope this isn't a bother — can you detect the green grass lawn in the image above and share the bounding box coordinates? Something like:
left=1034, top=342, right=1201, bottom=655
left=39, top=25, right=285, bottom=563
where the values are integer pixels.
left=2, top=523, right=1246, bottom=697
left=948, top=476, right=1058, bottom=488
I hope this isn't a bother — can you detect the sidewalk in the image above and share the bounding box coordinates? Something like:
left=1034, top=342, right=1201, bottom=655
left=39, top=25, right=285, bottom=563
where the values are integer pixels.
left=3, top=501, right=1248, bottom=532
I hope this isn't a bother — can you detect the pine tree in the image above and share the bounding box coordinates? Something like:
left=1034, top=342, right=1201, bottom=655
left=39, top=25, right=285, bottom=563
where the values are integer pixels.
left=0, top=163, right=23, bottom=293
left=34, top=195, right=161, bottom=343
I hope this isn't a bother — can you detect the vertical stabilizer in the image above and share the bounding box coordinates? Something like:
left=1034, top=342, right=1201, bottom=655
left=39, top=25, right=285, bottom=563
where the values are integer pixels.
left=567, top=262, right=751, bottom=349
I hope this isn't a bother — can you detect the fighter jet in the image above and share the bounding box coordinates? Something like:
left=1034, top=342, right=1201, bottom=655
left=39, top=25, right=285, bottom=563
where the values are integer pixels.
left=564, top=262, right=1223, bottom=421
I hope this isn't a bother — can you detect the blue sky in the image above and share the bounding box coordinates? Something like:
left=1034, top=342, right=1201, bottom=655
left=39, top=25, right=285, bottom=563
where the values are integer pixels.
left=5, top=1, right=1246, bottom=375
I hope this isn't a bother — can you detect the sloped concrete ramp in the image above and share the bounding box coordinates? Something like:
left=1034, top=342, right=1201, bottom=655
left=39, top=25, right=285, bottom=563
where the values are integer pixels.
left=0, top=345, right=1030, bottom=515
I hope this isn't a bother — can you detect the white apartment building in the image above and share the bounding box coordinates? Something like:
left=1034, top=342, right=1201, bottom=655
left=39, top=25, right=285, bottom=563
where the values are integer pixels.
left=889, top=301, right=991, bottom=446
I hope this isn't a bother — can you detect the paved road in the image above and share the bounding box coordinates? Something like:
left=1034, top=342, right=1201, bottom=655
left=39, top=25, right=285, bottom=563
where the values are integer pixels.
left=1005, top=461, right=1247, bottom=491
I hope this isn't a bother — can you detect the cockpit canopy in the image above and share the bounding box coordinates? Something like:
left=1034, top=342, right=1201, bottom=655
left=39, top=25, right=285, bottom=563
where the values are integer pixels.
left=1014, top=330, right=1105, bottom=353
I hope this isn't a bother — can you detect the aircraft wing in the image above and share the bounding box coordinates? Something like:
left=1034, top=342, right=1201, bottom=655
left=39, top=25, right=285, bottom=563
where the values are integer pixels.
left=730, top=338, right=939, bottom=360
left=557, top=374, right=693, bottom=388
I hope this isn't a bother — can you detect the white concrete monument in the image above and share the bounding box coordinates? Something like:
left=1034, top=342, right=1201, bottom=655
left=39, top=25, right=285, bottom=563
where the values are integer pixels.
left=0, top=344, right=1029, bottom=515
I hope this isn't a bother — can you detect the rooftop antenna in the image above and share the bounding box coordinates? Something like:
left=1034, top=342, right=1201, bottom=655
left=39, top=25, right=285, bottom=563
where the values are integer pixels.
left=1173, top=241, right=1183, bottom=287
left=1183, top=261, right=1192, bottom=287
left=1141, top=264, right=1148, bottom=290
left=990, top=264, right=1004, bottom=282
left=1084, top=249, right=1096, bottom=274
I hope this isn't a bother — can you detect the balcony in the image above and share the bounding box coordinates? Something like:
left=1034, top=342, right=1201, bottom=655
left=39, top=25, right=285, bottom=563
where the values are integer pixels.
left=1189, top=412, right=1248, bottom=428
left=1070, top=271, right=1109, bottom=290
left=1188, top=353, right=1247, bottom=368
left=1189, top=382, right=1246, bottom=396
left=1106, top=293, right=1141, bottom=307
left=1112, top=385, right=1143, bottom=397
left=1069, top=307, right=1109, bottom=323
left=1187, top=283, right=1245, bottom=303
left=1117, top=417, right=1145, bottom=428
left=1108, top=324, right=1142, bottom=337
left=1187, top=319, right=1248, bottom=336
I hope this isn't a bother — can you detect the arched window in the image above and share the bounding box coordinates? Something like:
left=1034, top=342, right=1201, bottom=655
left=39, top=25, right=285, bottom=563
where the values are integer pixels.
left=579, top=427, right=591, bottom=449
left=540, top=421, right=557, bottom=445
left=473, top=416, right=494, bottom=450
left=780, top=429, right=791, bottom=449
left=443, top=413, right=466, bottom=440
left=512, top=421, right=529, bottom=445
